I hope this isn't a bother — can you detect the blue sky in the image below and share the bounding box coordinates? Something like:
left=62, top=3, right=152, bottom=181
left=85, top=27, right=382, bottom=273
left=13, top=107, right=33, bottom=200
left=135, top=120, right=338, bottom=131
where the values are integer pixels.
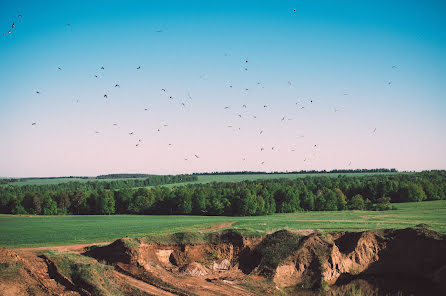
left=1, top=0, right=445, bottom=177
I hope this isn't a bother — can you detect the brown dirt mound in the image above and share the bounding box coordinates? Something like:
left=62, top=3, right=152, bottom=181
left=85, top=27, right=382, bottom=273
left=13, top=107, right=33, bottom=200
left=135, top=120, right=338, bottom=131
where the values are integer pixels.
left=0, top=247, right=79, bottom=296
left=179, top=262, right=208, bottom=276
left=3, top=227, right=446, bottom=295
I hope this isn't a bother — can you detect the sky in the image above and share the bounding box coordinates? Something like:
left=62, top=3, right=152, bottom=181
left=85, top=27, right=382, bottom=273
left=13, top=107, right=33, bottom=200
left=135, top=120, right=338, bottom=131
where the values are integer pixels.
left=0, top=0, right=445, bottom=177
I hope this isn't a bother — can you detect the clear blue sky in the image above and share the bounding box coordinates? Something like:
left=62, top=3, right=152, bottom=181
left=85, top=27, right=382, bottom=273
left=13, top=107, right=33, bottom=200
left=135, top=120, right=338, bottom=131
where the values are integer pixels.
left=1, top=0, right=446, bottom=177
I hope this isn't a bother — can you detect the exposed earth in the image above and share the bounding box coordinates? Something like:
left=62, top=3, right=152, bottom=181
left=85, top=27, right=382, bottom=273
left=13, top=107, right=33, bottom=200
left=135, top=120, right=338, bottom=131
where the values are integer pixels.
left=1, top=225, right=445, bottom=296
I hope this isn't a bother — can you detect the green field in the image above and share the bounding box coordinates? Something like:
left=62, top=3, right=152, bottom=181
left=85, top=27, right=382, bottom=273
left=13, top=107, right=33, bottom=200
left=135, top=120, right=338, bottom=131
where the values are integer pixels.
left=0, top=200, right=444, bottom=248
left=3, top=172, right=402, bottom=187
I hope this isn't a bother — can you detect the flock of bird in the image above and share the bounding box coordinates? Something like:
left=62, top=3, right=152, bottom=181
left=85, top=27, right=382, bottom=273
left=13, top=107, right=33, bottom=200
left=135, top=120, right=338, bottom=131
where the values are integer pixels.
left=4, top=10, right=397, bottom=169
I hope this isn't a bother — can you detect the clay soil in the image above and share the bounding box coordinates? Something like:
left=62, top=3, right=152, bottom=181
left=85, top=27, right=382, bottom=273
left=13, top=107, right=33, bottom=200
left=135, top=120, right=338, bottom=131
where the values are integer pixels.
left=1, top=227, right=445, bottom=296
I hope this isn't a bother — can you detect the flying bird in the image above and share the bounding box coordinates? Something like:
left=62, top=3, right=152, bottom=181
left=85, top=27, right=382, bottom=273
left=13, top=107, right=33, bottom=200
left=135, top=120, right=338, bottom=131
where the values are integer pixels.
left=101, top=66, right=104, bottom=70
left=58, top=67, right=62, bottom=70
left=104, top=94, right=108, bottom=98
left=129, top=132, right=134, bottom=135
left=137, top=66, right=141, bottom=70
left=36, top=91, right=40, bottom=94
left=31, top=122, right=36, bottom=126
left=156, top=30, right=163, bottom=33
left=224, top=106, right=230, bottom=109
left=12, top=23, right=15, bottom=28
left=243, top=104, right=247, bottom=108
left=194, top=154, right=200, bottom=158
left=115, top=84, right=120, bottom=88
left=18, top=14, right=22, bottom=18
left=162, top=88, right=166, bottom=92
left=371, top=128, right=377, bottom=133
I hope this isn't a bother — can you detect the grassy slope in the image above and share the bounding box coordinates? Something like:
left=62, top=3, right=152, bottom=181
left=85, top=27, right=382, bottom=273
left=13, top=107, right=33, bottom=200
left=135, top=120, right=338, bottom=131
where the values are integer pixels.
left=3, top=172, right=402, bottom=187
left=0, top=200, right=445, bottom=248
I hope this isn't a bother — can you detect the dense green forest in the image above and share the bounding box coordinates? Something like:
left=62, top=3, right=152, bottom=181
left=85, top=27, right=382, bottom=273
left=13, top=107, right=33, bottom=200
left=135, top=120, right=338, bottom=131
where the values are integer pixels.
left=0, top=171, right=445, bottom=216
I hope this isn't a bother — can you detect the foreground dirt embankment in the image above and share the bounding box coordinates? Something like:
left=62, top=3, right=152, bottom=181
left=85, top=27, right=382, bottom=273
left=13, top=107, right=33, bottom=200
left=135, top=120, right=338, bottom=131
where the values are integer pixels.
left=1, top=227, right=445, bottom=295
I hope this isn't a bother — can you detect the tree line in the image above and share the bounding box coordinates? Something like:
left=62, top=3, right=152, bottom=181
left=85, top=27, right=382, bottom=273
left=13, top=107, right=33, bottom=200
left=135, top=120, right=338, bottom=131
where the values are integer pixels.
left=194, top=168, right=397, bottom=175
left=0, top=171, right=445, bottom=216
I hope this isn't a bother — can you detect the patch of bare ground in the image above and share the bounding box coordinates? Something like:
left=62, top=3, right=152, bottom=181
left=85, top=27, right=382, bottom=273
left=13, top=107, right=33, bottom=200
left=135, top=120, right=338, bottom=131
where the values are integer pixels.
left=16, top=241, right=112, bottom=254
left=200, top=221, right=235, bottom=232
left=2, top=227, right=446, bottom=295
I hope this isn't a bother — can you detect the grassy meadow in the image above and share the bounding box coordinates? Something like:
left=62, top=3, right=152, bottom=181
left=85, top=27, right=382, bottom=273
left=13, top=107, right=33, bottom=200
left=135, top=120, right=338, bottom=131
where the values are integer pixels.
left=4, top=172, right=402, bottom=187
left=0, top=200, right=444, bottom=248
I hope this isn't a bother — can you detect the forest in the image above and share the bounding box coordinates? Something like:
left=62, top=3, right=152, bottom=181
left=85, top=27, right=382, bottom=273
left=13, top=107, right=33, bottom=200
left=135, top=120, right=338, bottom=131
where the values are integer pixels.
left=0, top=171, right=445, bottom=216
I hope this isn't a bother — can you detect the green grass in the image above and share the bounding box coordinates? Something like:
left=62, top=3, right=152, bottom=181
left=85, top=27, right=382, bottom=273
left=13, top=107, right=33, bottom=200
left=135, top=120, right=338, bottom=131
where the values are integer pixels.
left=3, top=172, right=402, bottom=187
left=0, top=200, right=445, bottom=248
left=3, top=177, right=150, bottom=186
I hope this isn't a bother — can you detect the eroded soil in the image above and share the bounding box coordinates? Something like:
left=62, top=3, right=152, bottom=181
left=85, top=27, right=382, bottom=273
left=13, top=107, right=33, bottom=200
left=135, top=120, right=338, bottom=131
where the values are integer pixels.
left=1, top=227, right=445, bottom=296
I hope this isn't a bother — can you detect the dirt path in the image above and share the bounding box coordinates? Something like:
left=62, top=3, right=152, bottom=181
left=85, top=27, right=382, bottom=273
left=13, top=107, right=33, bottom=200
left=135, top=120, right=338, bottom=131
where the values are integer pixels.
left=113, top=270, right=176, bottom=296
left=15, top=241, right=112, bottom=254
left=200, top=221, right=235, bottom=232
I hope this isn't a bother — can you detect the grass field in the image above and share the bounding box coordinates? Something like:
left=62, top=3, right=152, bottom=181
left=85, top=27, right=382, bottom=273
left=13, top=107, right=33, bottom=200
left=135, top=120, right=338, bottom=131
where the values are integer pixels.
left=0, top=200, right=444, bottom=248
left=3, top=172, right=402, bottom=187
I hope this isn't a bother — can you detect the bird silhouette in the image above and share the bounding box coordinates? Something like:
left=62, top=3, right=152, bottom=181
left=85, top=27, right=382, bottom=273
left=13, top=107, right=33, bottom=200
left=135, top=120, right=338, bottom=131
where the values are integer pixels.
left=115, top=84, right=120, bottom=88
left=137, top=66, right=141, bottom=70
